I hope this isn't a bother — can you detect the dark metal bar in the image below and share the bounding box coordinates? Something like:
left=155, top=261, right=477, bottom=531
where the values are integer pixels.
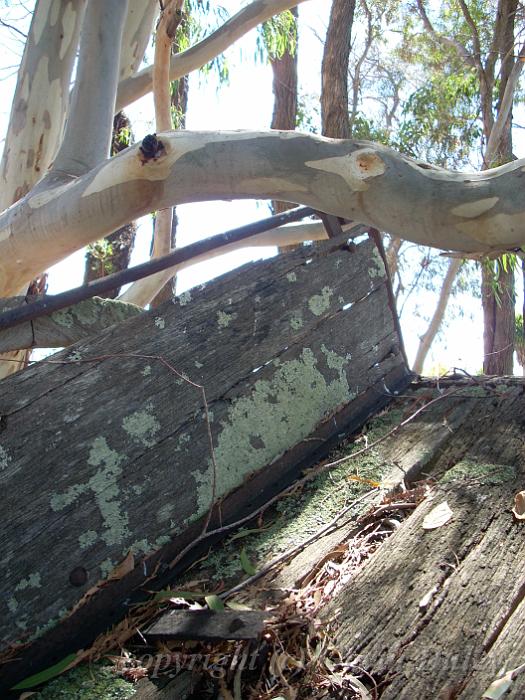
left=0, top=206, right=316, bottom=332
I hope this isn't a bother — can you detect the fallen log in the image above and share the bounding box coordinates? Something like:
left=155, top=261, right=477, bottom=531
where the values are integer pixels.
left=0, top=235, right=410, bottom=690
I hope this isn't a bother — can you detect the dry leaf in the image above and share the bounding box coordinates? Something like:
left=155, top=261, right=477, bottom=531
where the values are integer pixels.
left=482, top=662, right=525, bottom=698
left=512, top=491, right=525, bottom=520
left=422, top=501, right=453, bottom=530
left=107, top=551, right=135, bottom=581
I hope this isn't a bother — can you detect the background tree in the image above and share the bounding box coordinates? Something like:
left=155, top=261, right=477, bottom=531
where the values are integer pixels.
left=2, top=0, right=525, bottom=382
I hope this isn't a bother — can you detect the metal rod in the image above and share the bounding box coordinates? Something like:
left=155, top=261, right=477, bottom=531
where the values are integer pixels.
left=0, top=206, right=316, bottom=332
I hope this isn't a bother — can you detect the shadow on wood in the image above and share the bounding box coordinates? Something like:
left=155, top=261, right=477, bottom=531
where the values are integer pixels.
left=0, top=235, right=410, bottom=690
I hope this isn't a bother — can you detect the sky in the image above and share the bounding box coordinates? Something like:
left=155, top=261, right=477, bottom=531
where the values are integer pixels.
left=0, top=0, right=520, bottom=374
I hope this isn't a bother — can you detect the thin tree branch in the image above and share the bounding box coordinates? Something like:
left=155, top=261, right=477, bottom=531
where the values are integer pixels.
left=415, top=0, right=476, bottom=68
left=412, top=258, right=462, bottom=374
left=115, top=0, right=309, bottom=111
left=122, top=0, right=184, bottom=307
left=457, top=0, right=483, bottom=67
left=0, top=17, right=27, bottom=38
left=0, top=207, right=318, bottom=332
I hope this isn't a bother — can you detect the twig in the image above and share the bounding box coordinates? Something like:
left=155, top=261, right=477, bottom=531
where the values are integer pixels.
left=0, top=206, right=316, bottom=333
left=0, top=17, right=27, bottom=38
left=218, top=489, right=378, bottom=600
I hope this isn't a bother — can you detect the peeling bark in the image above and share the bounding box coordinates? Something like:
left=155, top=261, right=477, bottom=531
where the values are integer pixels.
left=0, top=0, right=87, bottom=210
left=482, top=261, right=515, bottom=375
left=270, top=7, right=298, bottom=218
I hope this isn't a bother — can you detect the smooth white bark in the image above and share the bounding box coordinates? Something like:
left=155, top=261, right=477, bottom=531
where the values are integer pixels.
left=412, top=258, right=462, bottom=374
left=52, top=0, right=128, bottom=178
left=0, top=0, right=87, bottom=209
left=118, top=0, right=159, bottom=82
left=122, top=0, right=183, bottom=308
left=2, top=130, right=525, bottom=298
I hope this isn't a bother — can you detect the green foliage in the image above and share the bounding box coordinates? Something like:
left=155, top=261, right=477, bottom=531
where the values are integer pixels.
left=12, top=654, right=78, bottom=690
left=257, top=10, right=297, bottom=61
left=394, top=70, right=482, bottom=166
left=87, top=239, right=116, bottom=275
left=296, top=93, right=320, bottom=133
left=351, top=114, right=392, bottom=146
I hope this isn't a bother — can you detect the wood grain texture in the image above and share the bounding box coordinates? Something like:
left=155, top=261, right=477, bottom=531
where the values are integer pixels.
left=324, top=380, right=525, bottom=699
left=0, top=236, right=409, bottom=688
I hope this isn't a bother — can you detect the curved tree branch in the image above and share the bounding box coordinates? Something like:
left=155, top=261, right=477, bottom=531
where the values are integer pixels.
left=115, top=0, right=309, bottom=111
left=415, top=0, right=476, bottom=68
left=2, top=131, right=525, bottom=297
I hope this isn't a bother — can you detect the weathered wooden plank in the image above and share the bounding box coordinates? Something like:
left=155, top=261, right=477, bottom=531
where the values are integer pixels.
left=0, top=236, right=410, bottom=689
left=323, top=382, right=525, bottom=699
left=145, top=610, right=267, bottom=641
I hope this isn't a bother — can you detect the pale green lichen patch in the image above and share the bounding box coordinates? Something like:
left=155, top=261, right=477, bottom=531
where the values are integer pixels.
left=33, top=663, right=135, bottom=700
left=100, top=558, right=115, bottom=577
left=52, top=308, right=75, bottom=328
left=15, top=573, right=41, bottom=591
left=194, top=347, right=352, bottom=511
left=195, top=360, right=204, bottom=368
left=217, top=310, right=237, bottom=328
left=308, top=286, right=334, bottom=316
left=441, top=460, right=516, bottom=485
left=193, top=403, right=406, bottom=585
left=78, top=530, right=98, bottom=549
left=7, top=596, right=18, bottom=613
left=368, top=247, right=385, bottom=278
left=286, top=272, right=297, bottom=282
left=141, top=365, right=152, bottom=377
left=0, top=444, right=11, bottom=470
left=87, top=438, right=129, bottom=546
left=122, top=402, right=160, bottom=447
left=174, top=432, right=191, bottom=452
left=290, top=311, right=303, bottom=330
left=50, top=437, right=129, bottom=547
left=51, top=298, right=141, bottom=329
left=154, top=316, right=165, bottom=329
left=321, top=344, right=352, bottom=371
left=179, top=290, right=192, bottom=306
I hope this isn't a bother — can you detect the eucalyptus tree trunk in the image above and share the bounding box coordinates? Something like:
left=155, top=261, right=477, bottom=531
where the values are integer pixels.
left=321, top=0, right=356, bottom=139
left=4, top=0, right=525, bottom=380
left=270, top=6, right=298, bottom=217
left=480, top=0, right=517, bottom=375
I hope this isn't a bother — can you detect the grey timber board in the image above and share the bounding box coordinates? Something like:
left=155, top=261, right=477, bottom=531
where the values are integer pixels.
left=0, top=237, right=410, bottom=688
left=144, top=610, right=268, bottom=641
left=323, top=381, right=525, bottom=699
